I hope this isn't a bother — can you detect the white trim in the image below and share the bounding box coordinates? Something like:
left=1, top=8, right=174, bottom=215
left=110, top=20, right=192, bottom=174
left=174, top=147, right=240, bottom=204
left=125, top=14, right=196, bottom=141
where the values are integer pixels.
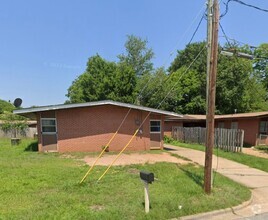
left=150, top=120, right=161, bottom=134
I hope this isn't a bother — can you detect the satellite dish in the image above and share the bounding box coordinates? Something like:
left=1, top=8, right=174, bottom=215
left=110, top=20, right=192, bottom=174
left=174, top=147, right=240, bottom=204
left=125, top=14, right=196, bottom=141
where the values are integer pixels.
left=13, top=98, right=23, bottom=108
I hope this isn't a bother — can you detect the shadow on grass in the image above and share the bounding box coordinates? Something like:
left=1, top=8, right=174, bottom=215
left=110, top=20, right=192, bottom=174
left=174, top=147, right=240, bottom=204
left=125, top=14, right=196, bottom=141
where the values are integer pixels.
left=163, top=147, right=177, bottom=151
left=24, top=141, right=38, bottom=151
left=179, top=165, right=204, bottom=188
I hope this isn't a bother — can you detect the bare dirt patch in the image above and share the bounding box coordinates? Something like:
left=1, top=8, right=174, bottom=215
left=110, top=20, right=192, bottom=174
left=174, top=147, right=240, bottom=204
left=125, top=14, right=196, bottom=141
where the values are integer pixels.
left=243, top=147, right=268, bottom=159
left=90, top=205, right=105, bottom=211
left=84, top=152, right=189, bottom=166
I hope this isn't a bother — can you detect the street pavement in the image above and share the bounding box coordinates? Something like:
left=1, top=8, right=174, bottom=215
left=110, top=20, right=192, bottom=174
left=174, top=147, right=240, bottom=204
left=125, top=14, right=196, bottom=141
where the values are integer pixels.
left=164, top=144, right=268, bottom=220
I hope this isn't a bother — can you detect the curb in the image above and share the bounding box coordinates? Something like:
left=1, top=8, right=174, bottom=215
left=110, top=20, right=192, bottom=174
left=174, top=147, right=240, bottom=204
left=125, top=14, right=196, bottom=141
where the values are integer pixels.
left=178, top=193, right=253, bottom=220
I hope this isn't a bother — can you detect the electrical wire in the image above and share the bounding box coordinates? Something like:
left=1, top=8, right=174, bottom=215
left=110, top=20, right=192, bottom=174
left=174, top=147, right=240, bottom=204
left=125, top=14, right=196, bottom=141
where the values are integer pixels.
left=219, top=22, right=232, bottom=48
left=221, top=0, right=268, bottom=18
left=232, top=0, right=268, bottom=13
left=138, top=1, right=208, bottom=102
left=188, top=11, right=206, bottom=45
left=162, top=1, right=207, bottom=68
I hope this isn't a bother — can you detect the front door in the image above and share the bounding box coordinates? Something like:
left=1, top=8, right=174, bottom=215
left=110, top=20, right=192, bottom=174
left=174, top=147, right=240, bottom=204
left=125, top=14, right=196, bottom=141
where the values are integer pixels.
left=150, top=120, right=161, bottom=149
left=41, top=118, right=58, bottom=152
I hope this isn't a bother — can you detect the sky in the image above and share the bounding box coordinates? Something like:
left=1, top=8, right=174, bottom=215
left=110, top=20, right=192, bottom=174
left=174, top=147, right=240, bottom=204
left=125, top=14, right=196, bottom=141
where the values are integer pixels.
left=0, top=0, right=267, bottom=108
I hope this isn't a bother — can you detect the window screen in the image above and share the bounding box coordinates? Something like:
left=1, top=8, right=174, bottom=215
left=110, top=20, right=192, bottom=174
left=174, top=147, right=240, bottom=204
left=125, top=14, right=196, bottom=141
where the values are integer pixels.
left=150, top=121, right=161, bottom=133
left=41, top=119, right=56, bottom=133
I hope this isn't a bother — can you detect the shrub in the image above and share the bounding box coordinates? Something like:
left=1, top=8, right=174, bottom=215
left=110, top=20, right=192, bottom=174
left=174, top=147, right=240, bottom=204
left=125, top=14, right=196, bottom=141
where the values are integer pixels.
left=255, top=145, right=268, bottom=153
left=164, top=135, right=174, bottom=144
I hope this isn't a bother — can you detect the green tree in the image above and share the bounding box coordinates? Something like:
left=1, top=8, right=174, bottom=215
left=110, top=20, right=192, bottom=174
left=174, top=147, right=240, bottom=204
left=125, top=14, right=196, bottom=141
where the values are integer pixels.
left=253, top=43, right=268, bottom=90
left=118, top=35, right=154, bottom=77
left=217, top=52, right=267, bottom=114
left=0, top=99, right=15, bottom=113
left=109, top=62, right=137, bottom=103
left=137, top=68, right=168, bottom=108
left=67, top=55, right=116, bottom=102
left=167, top=42, right=268, bottom=114
left=66, top=55, right=137, bottom=103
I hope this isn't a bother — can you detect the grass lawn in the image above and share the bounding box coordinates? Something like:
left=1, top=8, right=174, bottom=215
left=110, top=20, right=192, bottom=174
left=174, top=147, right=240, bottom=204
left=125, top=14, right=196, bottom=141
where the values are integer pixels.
left=0, top=138, right=251, bottom=219
left=167, top=139, right=268, bottom=173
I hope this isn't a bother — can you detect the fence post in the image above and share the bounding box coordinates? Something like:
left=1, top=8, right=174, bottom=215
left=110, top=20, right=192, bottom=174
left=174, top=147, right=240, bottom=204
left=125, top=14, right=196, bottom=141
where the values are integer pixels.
left=240, top=130, right=244, bottom=152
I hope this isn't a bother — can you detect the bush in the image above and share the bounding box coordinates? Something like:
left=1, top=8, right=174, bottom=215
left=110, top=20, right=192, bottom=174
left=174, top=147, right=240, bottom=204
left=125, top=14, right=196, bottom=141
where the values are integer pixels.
left=255, top=145, right=268, bottom=153
left=164, top=135, right=174, bottom=144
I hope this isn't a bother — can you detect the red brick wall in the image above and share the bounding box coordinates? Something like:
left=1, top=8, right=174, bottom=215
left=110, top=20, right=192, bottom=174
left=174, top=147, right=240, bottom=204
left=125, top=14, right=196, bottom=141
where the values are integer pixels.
left=237, top=119, right=259, bottom=146
left=216, top=118, right=260, bottom=146
left=164, top=121, right=183, bottom=137
left=52, top=105, right=158, bottom=152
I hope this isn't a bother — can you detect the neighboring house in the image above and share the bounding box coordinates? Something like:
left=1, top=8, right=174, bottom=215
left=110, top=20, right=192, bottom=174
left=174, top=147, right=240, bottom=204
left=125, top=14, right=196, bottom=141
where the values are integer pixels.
left=165, top=112, right=268, bottom=146
left=14, top=100, right=182, bottom=152
left=215, top=112, right=268, bottom=146
left=164, top=115, right=206, bottom=137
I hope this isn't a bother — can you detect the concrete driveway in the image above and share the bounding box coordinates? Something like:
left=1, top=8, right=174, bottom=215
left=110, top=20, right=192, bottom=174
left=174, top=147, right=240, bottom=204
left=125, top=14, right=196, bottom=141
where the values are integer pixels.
left=165, top=144, right=268, bottom=220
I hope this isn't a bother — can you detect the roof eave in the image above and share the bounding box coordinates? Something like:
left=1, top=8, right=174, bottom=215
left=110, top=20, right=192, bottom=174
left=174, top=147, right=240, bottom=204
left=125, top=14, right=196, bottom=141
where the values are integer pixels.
left=13, top=100, right=183, bottom=118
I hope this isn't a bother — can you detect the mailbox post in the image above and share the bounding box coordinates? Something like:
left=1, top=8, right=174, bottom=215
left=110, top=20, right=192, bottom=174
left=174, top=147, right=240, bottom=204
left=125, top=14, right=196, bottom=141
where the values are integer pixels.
left=140, top=171, right=154, bottom=213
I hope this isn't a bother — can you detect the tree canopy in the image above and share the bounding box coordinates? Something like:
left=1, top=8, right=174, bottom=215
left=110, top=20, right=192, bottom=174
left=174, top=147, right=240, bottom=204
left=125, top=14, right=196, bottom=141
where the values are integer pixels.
left=253, top=43, right=268, bottom=90
left=167, top=42, right=268, bottom=114
left=0, top=99, right=15, bottom=114
left=118, top=35, right=154, bottom=77
left=66, top=37, right=268, bottom=115
left=66, top=55, right=137, bottom=103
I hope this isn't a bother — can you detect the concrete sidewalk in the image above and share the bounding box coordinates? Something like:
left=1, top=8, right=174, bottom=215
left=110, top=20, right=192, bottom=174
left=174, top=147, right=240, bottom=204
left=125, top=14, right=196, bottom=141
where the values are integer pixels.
left=165, top=144, right=268, bottom=220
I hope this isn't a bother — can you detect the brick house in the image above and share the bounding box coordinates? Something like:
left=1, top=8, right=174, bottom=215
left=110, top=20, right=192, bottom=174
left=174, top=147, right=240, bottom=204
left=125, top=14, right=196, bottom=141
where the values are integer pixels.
left=164, top=112, right=268, bottom=146
left=215, top=112, right=268, bottom=146
left=14, top=100, right=182, bottom=152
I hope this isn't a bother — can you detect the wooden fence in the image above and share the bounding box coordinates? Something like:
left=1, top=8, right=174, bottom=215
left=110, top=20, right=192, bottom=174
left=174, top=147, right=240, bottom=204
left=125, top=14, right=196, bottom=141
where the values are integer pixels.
left=172, top=127, right=244, bottom=152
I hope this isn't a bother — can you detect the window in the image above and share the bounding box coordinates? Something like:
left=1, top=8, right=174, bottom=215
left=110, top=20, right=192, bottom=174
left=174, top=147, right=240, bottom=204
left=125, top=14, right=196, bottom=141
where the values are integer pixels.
left=260, top=121, right=268, bottom=134
left=41, top=118, right=56, bottom=133
left=150, top=120, right=161, bottom=133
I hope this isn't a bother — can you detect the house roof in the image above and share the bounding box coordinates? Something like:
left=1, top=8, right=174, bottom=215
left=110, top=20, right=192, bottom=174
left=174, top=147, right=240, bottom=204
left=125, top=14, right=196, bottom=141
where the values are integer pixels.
left=166, top=111, right=268, bottom=122
left=13, top=100, right=183, bottom=119
left=165, top=114, right=206, bottom=121
left=215, top=111, right=268, bottom=120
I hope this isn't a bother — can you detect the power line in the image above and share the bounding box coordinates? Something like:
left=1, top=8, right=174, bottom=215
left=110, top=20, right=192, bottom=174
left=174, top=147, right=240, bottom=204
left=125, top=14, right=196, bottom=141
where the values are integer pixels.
left=221, top=0, right=268, bottom=18
left=162, top=1, right=207, bottom=68
left=218, top=36, right=255, bottom=48
left=233, top=0, right=268, bottom=12
left=158, top=45, right=207, bottom=108
left=139, top=3, right=208, bottom=103
left=187, top=11, right=206, bottom=45
left=219, top=23, right=232, bottom=47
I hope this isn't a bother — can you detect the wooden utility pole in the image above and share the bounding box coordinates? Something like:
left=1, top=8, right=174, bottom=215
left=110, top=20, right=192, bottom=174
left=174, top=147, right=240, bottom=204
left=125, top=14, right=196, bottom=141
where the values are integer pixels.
left=204, top=0, right=219, bottom=194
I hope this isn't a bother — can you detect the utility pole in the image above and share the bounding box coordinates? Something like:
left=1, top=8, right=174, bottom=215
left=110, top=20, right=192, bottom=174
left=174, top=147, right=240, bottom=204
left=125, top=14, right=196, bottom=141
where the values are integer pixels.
left=204, top=0, right=219, bottom=194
